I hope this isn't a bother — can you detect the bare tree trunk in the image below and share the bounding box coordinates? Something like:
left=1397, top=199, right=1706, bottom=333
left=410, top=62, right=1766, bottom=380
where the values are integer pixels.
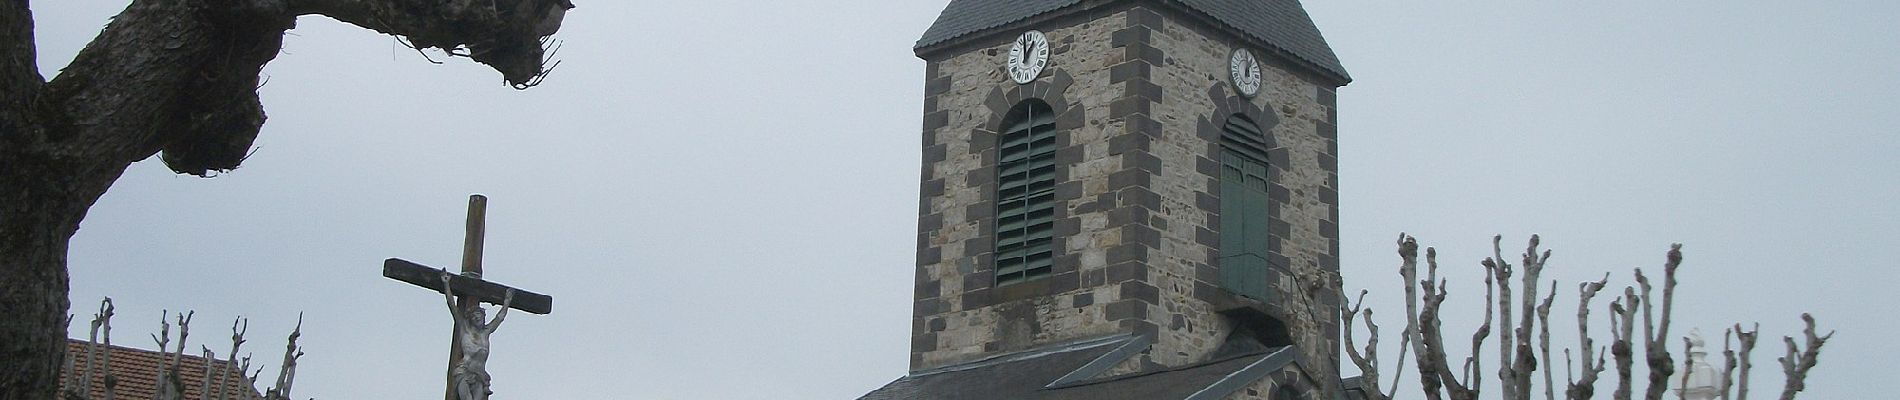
left=0, top=158, right=103, bottom=400
left=1513, top=236, right=1550, bottom=400
left=1397, top=235, right=1445, bottom=400
left=1488, top=237, right=1518, bottom=400
left=1610, top=289, right=1639, bottom=400
left=0, top=1, right=570, bottom=396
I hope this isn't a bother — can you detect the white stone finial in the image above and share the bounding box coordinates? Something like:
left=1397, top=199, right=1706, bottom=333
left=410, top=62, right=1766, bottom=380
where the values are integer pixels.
left=1687, top=328, right=1708, bottom=356
left=1679, top=328, right=1721, bottom=400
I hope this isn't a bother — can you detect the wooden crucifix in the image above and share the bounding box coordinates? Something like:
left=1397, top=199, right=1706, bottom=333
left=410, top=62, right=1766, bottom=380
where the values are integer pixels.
left=383, top=195, right=553, bottom=400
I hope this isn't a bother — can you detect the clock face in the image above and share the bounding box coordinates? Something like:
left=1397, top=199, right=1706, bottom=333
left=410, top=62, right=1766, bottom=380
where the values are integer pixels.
left=1229, top=48, right=1263, bottom=97
left=1007, top=30, right=1050, bottom=85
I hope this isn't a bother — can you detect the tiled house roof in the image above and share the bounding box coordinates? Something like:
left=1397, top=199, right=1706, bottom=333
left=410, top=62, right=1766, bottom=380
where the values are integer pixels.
left=915, top=0, right=1351, bottom=84
left=59, top=339, right=264, bottom=400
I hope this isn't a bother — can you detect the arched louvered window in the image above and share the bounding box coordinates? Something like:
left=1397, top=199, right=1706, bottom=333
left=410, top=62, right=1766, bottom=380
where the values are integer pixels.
left=995, top=100, right=1058, bottom=286
left=1218, top=115, right=1274, bottom=302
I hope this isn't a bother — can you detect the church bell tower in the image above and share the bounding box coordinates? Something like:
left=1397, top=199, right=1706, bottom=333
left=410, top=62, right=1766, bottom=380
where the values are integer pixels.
left=865, top=1, right=1351, bottom=399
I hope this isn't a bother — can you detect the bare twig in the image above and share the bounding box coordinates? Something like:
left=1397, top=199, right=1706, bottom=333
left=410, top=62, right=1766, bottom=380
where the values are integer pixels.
left=1343, top=289, right=1390, bottom=400
left=1390, top=330, right=1412, bottom=400
left=1679, top=338, right=1693, bottom=400
left=152, top=310, right=172, bottom=359
left=1468, top=258, right=1492, bottom=397
left=1539, top=282, right=1557, bottom=400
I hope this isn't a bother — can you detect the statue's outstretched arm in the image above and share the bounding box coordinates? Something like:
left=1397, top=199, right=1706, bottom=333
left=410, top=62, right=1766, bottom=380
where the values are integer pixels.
left=487, top=289, right=516, bottom=332
left=440, top=270, right=464, bottom=329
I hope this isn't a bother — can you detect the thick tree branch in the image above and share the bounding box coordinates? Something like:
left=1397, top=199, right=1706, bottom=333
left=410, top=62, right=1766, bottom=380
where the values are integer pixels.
left=1400, top=234, right=1481, bottom=400
left=1638, top=245, right=1682, bottom=400
left=1775, top=314, right=1832, bottom=400
left=1720, top=329, right=1735, bottom=400
left=36, top=0, right=572, bottom=176
left=1515, top=236, right=1551, bottom=400
left=1467, top=260, right=1491, bottom=397
left=1568, top=273, right=1609, bottom=400
left=36, top=1, right=289, bottom=173
left=289, top=0, right=573, bottom=87
left=1733, top=323, right=1759, bottom=400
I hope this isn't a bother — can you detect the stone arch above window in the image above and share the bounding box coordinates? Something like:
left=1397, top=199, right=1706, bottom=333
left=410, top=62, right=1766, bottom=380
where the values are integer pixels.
left=981, top=70, right=1079, bottom=131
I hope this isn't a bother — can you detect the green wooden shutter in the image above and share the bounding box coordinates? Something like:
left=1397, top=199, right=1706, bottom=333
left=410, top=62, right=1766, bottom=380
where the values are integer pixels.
left=1218, top=116, right=1274, bottom=302
left=996, top=102, right=1058, bottom=285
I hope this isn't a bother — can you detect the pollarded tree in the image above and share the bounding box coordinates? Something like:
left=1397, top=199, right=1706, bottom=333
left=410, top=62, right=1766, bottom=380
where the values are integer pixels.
left=0, top=1, right=573, bottom=397
left=1340, top=235, right=1832, bottom=400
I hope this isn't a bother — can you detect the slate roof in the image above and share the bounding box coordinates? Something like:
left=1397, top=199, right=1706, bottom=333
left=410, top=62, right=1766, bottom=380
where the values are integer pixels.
left=859, top=335, right=1300, bottom=400
left=58, top=339, right=264, bottom=400
left=915, top=0, right=1351, bottom=85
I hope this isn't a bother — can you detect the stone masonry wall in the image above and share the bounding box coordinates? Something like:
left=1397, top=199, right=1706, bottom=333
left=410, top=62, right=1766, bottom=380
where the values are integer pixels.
left=911, top=8, right=1134, bottom=371
left=1145, top=7, right=1345, bottom=395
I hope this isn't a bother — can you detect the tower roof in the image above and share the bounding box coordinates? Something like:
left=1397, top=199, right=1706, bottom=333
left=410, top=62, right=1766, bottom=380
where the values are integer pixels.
left=915, top=0, right=1351, bottom=85
left=860, top=335, right=1311, bottom=400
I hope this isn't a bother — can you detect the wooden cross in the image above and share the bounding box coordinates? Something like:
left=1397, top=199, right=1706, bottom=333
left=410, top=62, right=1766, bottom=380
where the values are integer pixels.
left=382, top=195, right=553, bottom=400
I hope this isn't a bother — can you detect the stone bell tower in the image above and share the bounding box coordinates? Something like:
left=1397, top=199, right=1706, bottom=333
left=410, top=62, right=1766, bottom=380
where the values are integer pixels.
left=864, top=1, right=1350, bottom=399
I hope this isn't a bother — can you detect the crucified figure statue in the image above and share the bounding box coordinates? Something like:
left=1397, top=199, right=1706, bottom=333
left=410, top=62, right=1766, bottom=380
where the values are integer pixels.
left=441, top=270, right=514, bottom=400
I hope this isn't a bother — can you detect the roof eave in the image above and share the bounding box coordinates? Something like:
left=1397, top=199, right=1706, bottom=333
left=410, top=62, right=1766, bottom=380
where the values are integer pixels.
left=912, top=0, right=1351, bottom=87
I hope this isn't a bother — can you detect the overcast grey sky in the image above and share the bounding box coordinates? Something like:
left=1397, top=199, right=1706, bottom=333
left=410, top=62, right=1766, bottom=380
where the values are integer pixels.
left=34, top=1, right=1896, bottom=399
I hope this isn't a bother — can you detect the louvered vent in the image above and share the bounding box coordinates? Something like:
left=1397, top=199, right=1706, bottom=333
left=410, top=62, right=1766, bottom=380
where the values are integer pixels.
left=995, top=101, right=1058, bottom=285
